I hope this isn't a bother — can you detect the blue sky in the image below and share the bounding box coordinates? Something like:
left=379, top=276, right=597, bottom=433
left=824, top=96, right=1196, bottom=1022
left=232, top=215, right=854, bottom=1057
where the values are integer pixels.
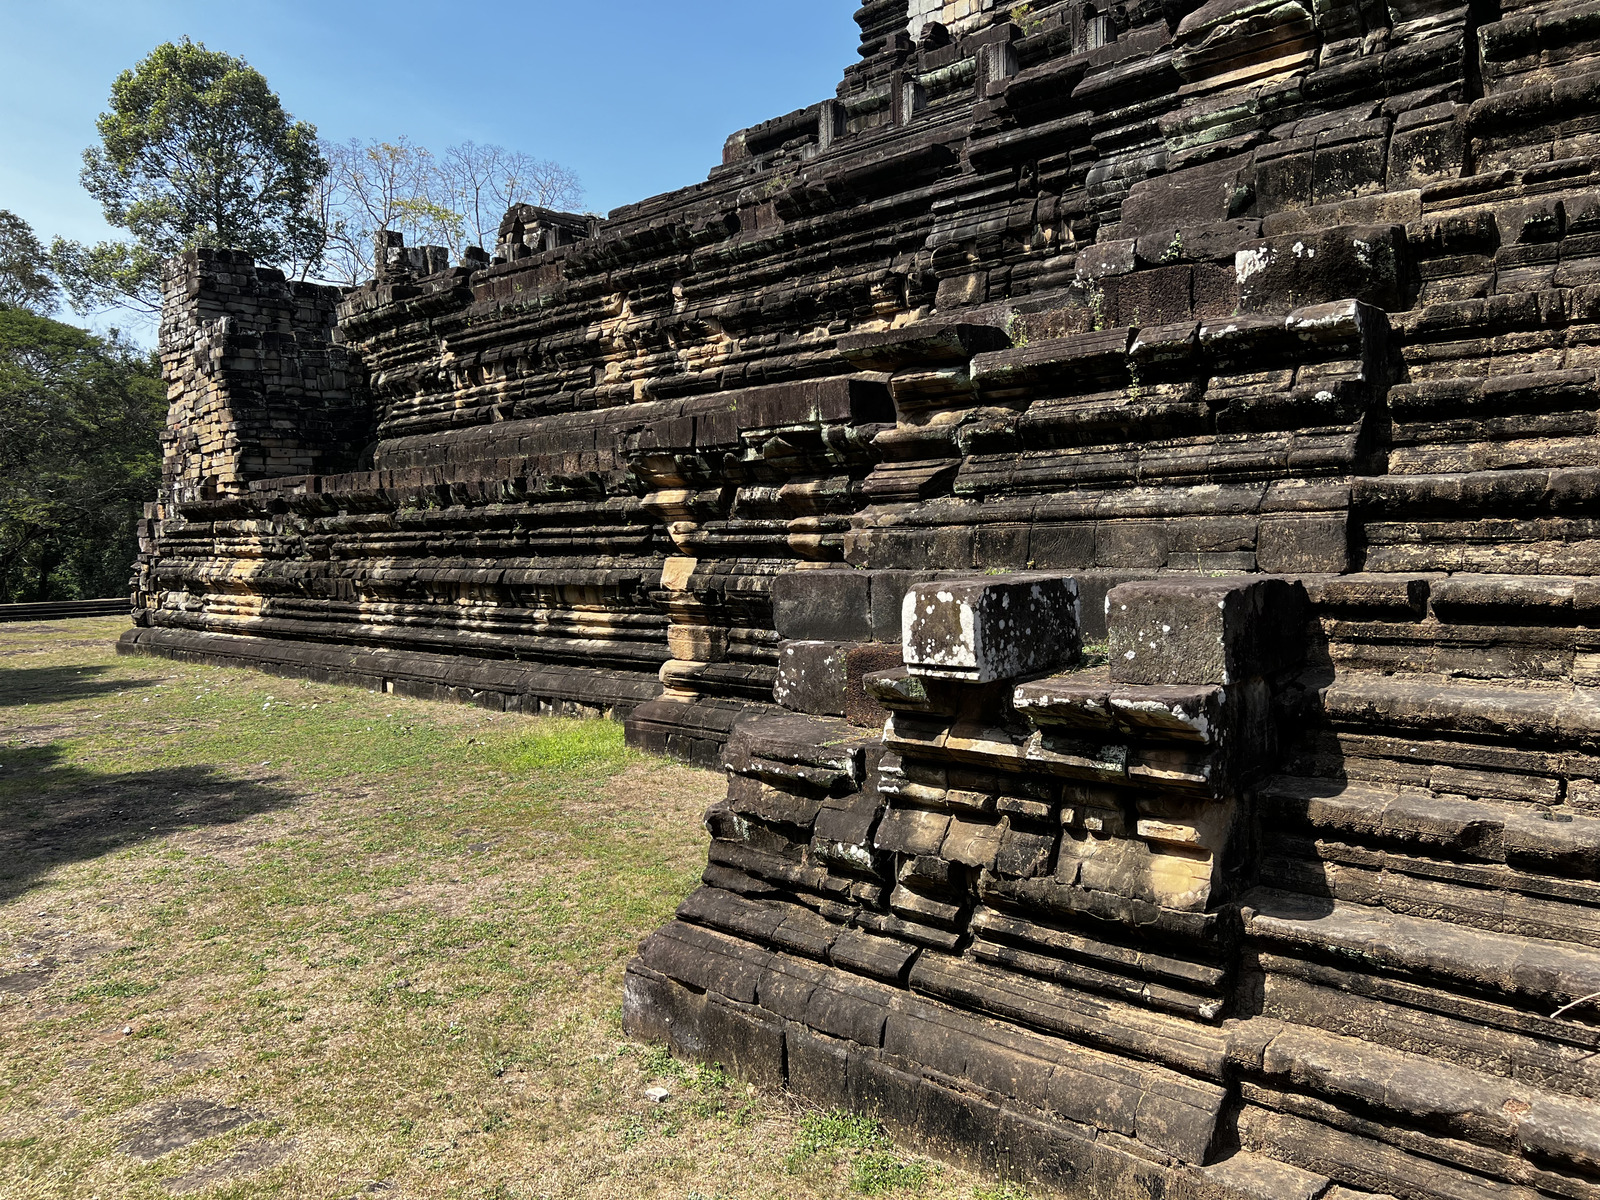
left=0, top=0, right=862, bottom=251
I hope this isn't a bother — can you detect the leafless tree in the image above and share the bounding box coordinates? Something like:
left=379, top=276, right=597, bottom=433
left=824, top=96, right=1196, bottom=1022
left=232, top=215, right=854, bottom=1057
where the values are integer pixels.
left=301, top=137, right=583, bottom=287
left=438, top=142, right=584, bottom=253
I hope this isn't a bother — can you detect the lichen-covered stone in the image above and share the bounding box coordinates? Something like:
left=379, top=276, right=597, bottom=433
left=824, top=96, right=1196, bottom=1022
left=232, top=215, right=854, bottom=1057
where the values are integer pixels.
left=901, top=576, right=1081, bottom=683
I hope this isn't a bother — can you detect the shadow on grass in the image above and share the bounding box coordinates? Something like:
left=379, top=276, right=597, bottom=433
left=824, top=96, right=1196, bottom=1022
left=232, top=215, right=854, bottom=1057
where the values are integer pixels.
left=0, top=664, right=158, bottom=708
left=0, top=744, right=298, bottom=904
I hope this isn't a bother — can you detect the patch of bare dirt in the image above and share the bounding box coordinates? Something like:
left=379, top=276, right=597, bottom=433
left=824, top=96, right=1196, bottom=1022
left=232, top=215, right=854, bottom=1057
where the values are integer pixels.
left=162, top=1137, right=298, bottom=1194
left=118, top=1098, right=262, bottom=1160
left=0, top=960, right=56, bottom=994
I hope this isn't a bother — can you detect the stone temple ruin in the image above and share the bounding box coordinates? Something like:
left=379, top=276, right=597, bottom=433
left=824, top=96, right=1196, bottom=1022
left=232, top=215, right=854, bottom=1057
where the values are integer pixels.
left=123, top=0, right=1600, bottom=1194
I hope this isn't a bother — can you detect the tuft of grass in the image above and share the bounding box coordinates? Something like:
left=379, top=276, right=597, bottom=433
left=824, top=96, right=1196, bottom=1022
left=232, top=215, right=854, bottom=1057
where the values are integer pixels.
left=787, top=1108, right=934, bottom=1192
left=853, top=1149, right=931, bottom=1194
left=973, top=1184, right=1032, bottom=1200
left=690, top=1062, right=730, bottom=1095
left=489, top=720, right=636, bottom=774
left=67, top=979, right=158, bottom=1001
left=641, top=1044, right=690, bottom=1084
left=789, top=1109, right=886, bottom=1164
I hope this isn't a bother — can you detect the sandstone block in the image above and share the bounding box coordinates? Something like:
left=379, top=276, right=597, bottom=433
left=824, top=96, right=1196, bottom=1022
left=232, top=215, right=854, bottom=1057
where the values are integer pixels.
left=1107, top=578, right=1309, bottom=686
left=902, top=577, right=1081, bottom=684
left=1236, top=224, right=1408, bottom=312
left=774, top=640, right=849, bottom=716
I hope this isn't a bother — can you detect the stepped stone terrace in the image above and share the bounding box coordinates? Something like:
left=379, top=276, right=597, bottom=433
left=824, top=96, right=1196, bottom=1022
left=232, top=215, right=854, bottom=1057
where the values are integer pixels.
left=125, top=1, right=1600, bottom=1196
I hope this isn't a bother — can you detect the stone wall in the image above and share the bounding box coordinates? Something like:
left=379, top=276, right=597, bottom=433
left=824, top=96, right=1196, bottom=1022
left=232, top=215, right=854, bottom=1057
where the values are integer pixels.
left=125, top=0, right=1600, bottom=1195
left=155, top=249, right=368, bottom=505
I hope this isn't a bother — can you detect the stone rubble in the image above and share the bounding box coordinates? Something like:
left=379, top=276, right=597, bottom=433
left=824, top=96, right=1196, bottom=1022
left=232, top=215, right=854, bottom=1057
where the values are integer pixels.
left=124, top=0, right=1600, bottom=1195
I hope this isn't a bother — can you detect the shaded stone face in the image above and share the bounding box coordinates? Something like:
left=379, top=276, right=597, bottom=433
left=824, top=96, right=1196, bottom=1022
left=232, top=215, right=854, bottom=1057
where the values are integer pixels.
left=1107, top=578, right=1308, bottom=686
left=138, top=0, right=1600, bottom=1193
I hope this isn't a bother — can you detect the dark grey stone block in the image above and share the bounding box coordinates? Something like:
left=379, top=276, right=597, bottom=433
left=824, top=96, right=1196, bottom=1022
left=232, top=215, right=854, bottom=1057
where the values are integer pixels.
left=1107, top=578, right=1310, bottom=686
left=771, top=570, right=873, bottom=641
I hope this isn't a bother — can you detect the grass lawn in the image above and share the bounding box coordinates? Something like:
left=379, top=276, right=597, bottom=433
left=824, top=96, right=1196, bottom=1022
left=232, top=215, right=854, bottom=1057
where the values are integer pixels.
left=0, top=618, right=1029, bottom=1200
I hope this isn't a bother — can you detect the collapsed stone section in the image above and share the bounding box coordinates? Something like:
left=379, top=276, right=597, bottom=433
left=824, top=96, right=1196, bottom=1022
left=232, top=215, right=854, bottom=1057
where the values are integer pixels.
left=126, top=0, right=1600, bottom=1192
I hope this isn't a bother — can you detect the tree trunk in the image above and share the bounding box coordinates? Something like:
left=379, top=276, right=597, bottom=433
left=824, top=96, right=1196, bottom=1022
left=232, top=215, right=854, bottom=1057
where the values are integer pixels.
left=31, top=539, right=64, bottom=603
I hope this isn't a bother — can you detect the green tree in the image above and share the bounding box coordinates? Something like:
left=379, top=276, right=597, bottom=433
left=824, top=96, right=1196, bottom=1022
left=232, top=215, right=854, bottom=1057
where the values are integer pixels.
left=0, top=307, right=166, bottom=602
left=0, top=210, right=59, bottom=314
left=52, top=37, right=325, bottom=314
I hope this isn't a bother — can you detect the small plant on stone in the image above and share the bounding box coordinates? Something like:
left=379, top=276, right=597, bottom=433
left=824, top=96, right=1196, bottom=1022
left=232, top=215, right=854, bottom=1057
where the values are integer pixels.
left=1010, top=3, right=1046, bottom=33
left=1162, top=231, right=1184, bottom=262
left=761, top=171, right=797, bottom=199
left=1127, top=354, right=1146, bottom=401
left=1086, top=281, right=1108, bottom=332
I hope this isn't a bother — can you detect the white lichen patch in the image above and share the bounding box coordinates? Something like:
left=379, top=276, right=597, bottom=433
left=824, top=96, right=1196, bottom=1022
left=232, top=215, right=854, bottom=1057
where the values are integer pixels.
left=1235, top=246, right=1271, bottom=285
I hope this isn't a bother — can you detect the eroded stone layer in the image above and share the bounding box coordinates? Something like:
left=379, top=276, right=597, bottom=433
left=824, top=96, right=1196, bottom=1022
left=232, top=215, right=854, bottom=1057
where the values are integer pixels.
left=131, top=0, right=1600, bottom=1194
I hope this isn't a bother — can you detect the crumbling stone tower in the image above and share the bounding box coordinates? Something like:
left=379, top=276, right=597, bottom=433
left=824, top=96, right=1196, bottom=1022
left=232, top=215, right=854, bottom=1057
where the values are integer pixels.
left=129, top=0, right=1600, bottom=1195
left=155, top=250, right=369, bottom=505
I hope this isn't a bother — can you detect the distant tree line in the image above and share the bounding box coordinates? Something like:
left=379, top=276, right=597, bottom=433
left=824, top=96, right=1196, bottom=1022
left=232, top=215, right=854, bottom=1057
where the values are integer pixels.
left=308, top=138, right=581, bottom=287
left=0, top=220, right=164, bottom=603
left=0, top=37, right=580, bottom=602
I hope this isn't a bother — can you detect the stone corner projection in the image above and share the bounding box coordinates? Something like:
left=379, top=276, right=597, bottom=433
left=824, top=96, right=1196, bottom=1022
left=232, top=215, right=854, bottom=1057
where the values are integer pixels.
left=127, top=0, right=1600, bottom=1195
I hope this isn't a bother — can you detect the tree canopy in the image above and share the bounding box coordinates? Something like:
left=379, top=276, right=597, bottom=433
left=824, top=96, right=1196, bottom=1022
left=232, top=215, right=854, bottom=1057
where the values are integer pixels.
left=53, top=37, right=324, bottom=314
left=0, top=307, right=166, bottom=603
left=0, top=211, right=59, bottom=314
left=47, top=38, right=586, bottom=311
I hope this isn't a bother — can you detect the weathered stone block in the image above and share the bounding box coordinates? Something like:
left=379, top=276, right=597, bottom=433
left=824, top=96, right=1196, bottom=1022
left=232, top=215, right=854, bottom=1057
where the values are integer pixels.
left=837, top=323, right=1011, bottom=371
left=774, top=640, right=848, bottom=716
left=771, top=570, right=874, bottom=641
left=1255, top=513, right=1351, bottom=573
left=1389, top=103, right=1465, bottom=189
left=902, top=577, right=1081, bottom=684
left=1236, top=224, right=1409, bottom=312
left=844, top=643, right=907, bottom=727
left=1107, top=578, right=1309, bottom=685
left=785, top=1025, right=852, bottom=1109
left=700, top=995, right=787, bottom=1088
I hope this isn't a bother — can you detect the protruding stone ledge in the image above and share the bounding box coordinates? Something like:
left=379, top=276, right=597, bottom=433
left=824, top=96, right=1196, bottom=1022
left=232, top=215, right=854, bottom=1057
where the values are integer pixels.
left=1013, top=679, right=1226, bottom=742
left=902, top=576, right=1081, bottom=684
left=1107, top=577, right=1309, bottom=687
left=837, top=322, right=1012, bottom=371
